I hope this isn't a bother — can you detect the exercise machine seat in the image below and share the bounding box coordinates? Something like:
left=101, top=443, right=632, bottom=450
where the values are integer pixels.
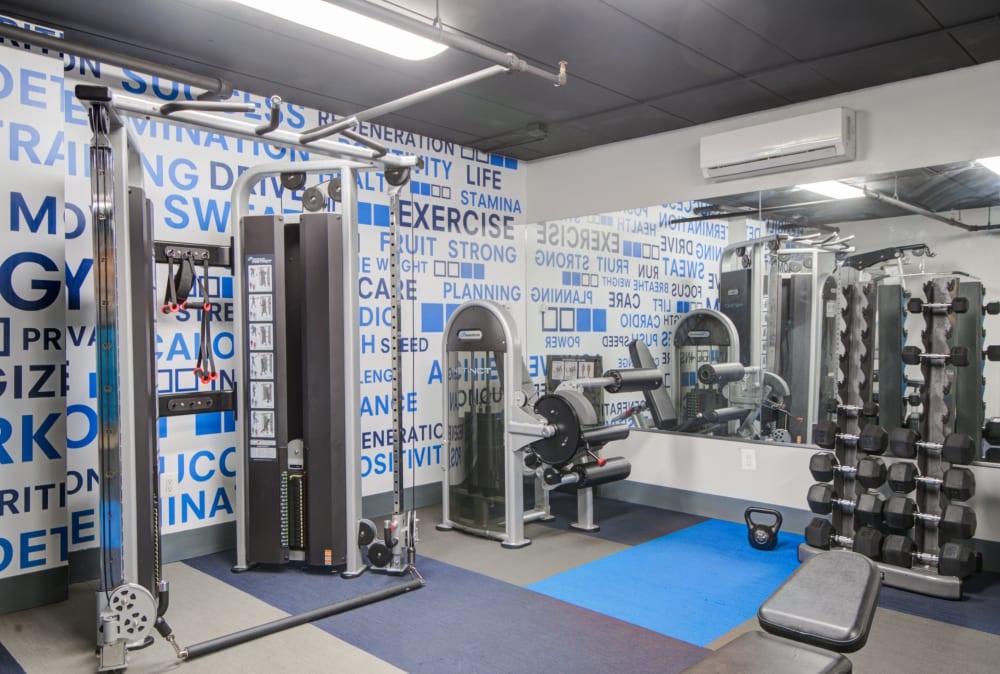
left=682, top=551, right=880, bottom=673
left=682, top=630, right=851, bottom=674
left=759, top=550, right=880, bottom=653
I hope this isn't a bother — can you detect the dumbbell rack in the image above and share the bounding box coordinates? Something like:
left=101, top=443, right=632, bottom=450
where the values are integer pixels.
left=954, top=280, right=985, bottom=446
left=840, top=282, right=874, bottom=540
left=803, top=278, right=977, bottom=598
left=802, top=282, right=877, bottom=541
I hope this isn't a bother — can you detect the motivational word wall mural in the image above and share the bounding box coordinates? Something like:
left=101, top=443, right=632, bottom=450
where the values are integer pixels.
left=0, top=30, right=527, bottom=609
left=523, top=206, right=728, bottom=415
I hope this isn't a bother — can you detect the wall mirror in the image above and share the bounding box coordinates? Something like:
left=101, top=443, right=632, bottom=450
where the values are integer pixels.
left=522, top=158, right=1000, bottom=465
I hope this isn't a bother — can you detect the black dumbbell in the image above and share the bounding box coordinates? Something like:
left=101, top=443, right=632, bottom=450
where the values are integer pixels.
left=906, top=296, right=969, bottom=314
left=904, top=393, right=922, bottom=407
left=887, top=462, right=976, bottom=501
left=984, top=418, right=1000, bottom=446
left=985, top=345, right=1000, bottom=362
left=804, top=518, right=884, bottom=560
left=881, top=534, right=977, bottom=577
left=883, top=495, right=977, bottom=538
left=901, top=345, right=970, bottom=367
left=809, top=453, right=887, bottom=489
left=985, top=301, right=1000, bottom=315
left=812, top=420, right=888, bottom=454
left=807, top=484, right=885, bottom=528
left=824, top=399, right=879, bottom=418
left=887, top=428, right=976, bottom=464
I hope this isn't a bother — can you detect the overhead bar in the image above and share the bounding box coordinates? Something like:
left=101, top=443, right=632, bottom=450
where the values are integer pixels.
left=108, top=91, right=421, bottom=169
left=334, top=0, right=568, bottom=86
left=299, top=64, right=509, bottom=144
left=160, top=101, right=256, bottom=115
left=0, top=22, right=233, bottom=99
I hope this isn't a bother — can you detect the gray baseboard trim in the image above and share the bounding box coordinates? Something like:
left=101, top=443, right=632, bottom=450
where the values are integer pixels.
left=599, top=481, right=1000, bottom=572
left=363, top=483, right=440, bottom=519
left=0, top=566, right=68, bottom=615
left=973, top=538, right=1000, bottom=573
left=69, top=548, right=100, bottom=584
left=162, top=522, right=235, bottom=564
left=599, top=481, right=818, bottom=538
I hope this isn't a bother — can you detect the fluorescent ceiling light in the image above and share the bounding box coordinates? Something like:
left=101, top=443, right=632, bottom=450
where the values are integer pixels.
left=977, top=156, right=1000, bottom=176
left=230, top=0, right=448, bottom=60
left=797, top=180, right=865, bottom=200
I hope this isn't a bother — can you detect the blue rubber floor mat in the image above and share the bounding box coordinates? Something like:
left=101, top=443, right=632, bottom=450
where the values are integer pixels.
left=528, top=519, right=804, bottom=647
left=185, top=552, right=709, bottom=673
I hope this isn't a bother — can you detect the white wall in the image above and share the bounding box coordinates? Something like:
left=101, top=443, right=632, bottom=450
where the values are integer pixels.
left=524, top=60, right=1000, bottom=543
left=526, top=60, right=1000, bottom=224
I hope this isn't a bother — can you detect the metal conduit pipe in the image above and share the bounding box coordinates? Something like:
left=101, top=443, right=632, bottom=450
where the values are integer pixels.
left=334, top=0, right=567, bottom=86
left=298, top=65, right=510, bottom=143
left=0, top=22, right=233, bottom=99
left=861, top=187, right=1000, bottom=232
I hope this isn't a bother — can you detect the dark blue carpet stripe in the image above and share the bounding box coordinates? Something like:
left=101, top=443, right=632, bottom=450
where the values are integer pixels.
left=185, top=552, right=709, bottom=673
left=0, top=640, right=25, bottom=674
left=529, top=519, right=804, bottom=647
left=878, top=569, right=1000, bottom=635
left=545, top=492, right=708, bottom=545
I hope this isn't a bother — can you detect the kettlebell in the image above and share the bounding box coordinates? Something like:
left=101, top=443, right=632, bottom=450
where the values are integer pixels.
left=745, top=507, right=782, bottom=551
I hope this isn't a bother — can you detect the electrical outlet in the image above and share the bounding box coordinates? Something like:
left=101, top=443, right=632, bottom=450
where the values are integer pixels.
left=740, top=448, right=757, bottom=471
left=162, top=473, right=179, bottom=496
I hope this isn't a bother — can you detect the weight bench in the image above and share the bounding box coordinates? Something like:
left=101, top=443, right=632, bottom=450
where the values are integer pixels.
left=683, top=550, right=881, bottom=673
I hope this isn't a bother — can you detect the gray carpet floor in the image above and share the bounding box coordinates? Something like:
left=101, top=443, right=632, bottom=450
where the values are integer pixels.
left=1, top=502, right=998, bottom=673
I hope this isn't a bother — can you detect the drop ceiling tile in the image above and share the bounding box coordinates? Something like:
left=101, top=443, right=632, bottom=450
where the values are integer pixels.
left=916, top=0, right=1000, bottom=26
left=382, top=92, right=537, bottom=138
left=809, top=32, right=975, bottom=90
left=393, top=0, right=733, bottom=99
left=566, top=103, right=690, bottom=141
left=460, top=73, right=633, bottom=121
left=502, top=124, right=613, bottom=158
left=648, top=79, right=787, bottom=124
left=705, top=0, right=938, bottom=60
left=502, top=146, right=547, bottom=161
left=749, top=63, right=844, bottom=103
left=951, top=19, right=1000, bottom=62
left=604, top=0, right=795, bottom=74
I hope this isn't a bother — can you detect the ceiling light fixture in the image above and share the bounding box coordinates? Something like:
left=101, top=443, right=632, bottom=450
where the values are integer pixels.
left=229, top=0, right=448, bottom=60
left=797, top=180, right=865, bottom=200
left=977, top=156, right=1000, bottom=176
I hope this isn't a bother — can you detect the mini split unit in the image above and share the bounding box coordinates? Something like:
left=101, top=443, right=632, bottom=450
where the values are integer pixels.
left=700, top=107, right=857, bottom=180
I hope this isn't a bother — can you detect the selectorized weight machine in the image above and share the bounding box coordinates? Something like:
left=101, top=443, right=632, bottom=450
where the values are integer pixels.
left=718, top=233, right=855, bottom=443
left=76, top=84, right=429, bottom=670
left=438, top=301, right=662, bottom=547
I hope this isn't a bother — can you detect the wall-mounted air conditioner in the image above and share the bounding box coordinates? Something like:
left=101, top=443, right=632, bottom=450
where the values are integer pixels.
left=700, top=107, right=857, bottom=180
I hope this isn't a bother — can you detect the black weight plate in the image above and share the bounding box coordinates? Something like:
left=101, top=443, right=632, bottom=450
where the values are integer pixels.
left=532, top=394, right=583, bottom=467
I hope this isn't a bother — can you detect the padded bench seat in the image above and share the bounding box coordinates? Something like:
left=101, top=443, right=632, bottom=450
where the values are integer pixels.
left=683, top=630, right=850, bottom=674
left=683, top=551, right=881, bottom=673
